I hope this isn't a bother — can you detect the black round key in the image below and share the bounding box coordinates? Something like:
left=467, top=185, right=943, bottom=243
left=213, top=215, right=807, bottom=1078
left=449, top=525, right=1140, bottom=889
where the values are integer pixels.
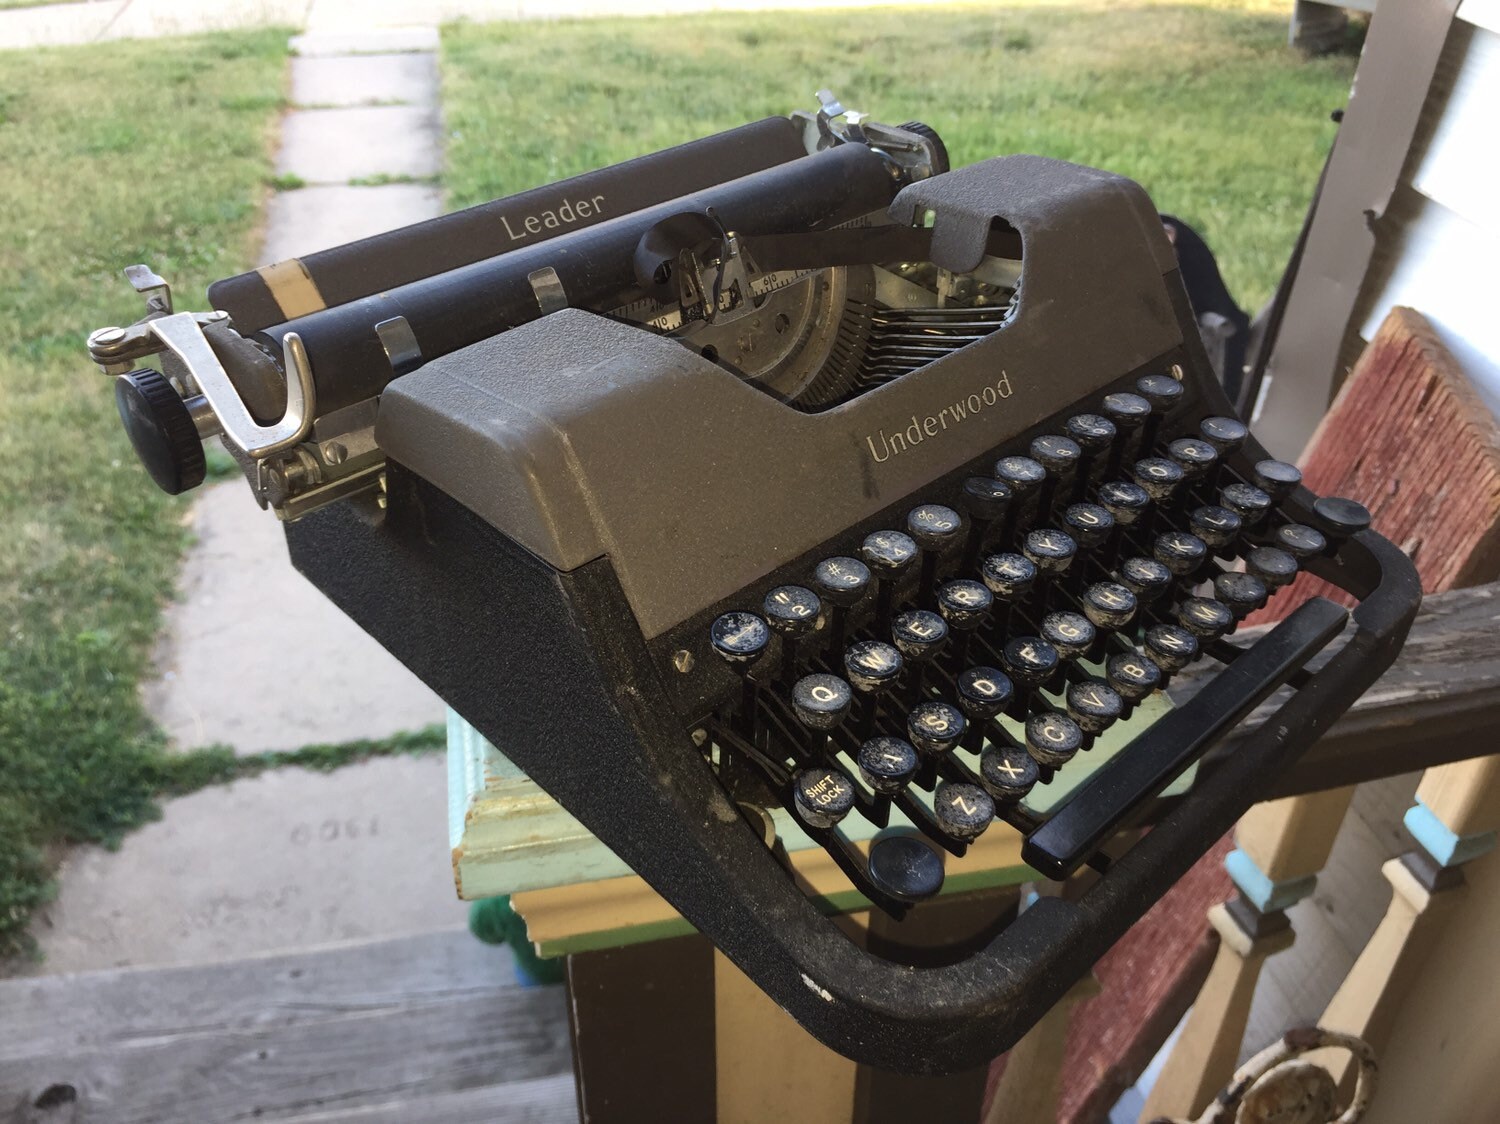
left=934, top=781, right=995, bottom=842
left=1220, top=482, right=1273, bottom=526
left=981, top=553, right=1037, bottom=600
left=867, top=835, right=945, bottom=903
left=1276, top=523, right=1328, bottom=560
left=1144, top=623, right=1199, bottom=672
left=709, top=611, right=770, bottom=665
left=1117, top=556, right=1173, bottom=604
left=1106, top=651, right=1163, bottom=702
left=1312, top=495, right=1372, bottom=538
left=1101, top=391, right=1151, bottom=431
left=1214, top=571, right=1268, bottom=618
left=1001, top=636, right=1060, bottom=687
left=1082, top=581, right=1138, bottom=630
left=957, top=666, right=1014, bottom=720
left=907, top=503, right=963, bottom=553
left=1189, top=504, right=1242, bottom=550
left=1167, top=437, right=1219, bottom=478
left=1132, top=457, right=1186, bottom=502
left=907, top=701, right=967, bottom=755
left=1042, top=611, right=1096, bottom=662
left=1098, top=479, right=1152, bottom=526
left=1026, top=712, right=1083, bottom=767
left=857, top=736, right=920, bottom=794
left=937, top=579, right=993, bottom=630
left=1023, top=528, right=1077, bottom=575
left=1178, top=596, right=1234, bottom=640
left=1137, top=373, right=1184, bottom=412
left=1246, top=546, right=1298, bottom=589
left=845, top=640, right=903, bottom=693
left=1030, top=434, right=1082, bottom=474
left=1253, top=459, right=1302, bottom=499
left=980, top=744, right=1039, bottom=803
left=793, top=767, right=856, bottom=829
left=1200, top=415, right=1248, bottom=454
left=1154, top=530, right=1209, bottom=576
left=763, top=585, right=821, bottom=636
left=1066, top=679, right=1123, bottom=735
left=891, top=610, right=948, bottom=662
left=1062, top=502, right=1113, bottom=548
left=1065, top=413, right=1117, bottom=452
left=813, top=556, right=871, bottom=607
left=960, top=475, right=1012, bottom=521
left=792, top=673, right=852, bottom=729
left=994, top=454, right=1046, bottom=497
left=861, top=529, right=919, bottom=577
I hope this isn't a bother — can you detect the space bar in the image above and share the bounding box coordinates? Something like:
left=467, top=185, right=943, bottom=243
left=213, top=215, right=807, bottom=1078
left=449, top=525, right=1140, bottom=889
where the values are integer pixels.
left=1022, top=596, right=1350, bottom=880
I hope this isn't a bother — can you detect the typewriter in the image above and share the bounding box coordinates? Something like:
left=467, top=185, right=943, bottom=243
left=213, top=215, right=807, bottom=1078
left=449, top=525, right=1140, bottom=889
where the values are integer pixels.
left=88, top=93, right=1419, bottom=1074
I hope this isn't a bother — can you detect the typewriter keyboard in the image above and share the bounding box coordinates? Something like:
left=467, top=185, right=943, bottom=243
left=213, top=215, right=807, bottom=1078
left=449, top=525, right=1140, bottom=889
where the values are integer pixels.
left=694, top=372, right=1359, bottom=915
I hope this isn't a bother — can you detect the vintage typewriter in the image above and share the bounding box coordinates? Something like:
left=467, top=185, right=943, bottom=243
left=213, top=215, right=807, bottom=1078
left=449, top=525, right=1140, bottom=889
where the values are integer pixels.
left=88, top=94, right=1419, bottom=1074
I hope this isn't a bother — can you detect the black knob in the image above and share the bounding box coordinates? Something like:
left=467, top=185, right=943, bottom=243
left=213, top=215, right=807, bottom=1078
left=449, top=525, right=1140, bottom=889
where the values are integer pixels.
left=937, top=579, right=992, bottom=631
left=1132, top=458, right=1186, bottom=503
left=710, top=611, right=771, bottom=666
left=791, top=673, right=853, bottom=729
left=1001, top=636, right=1060, bottom=687
left=1066, top=679, right=1123, bottom=735
left=763, top=585, right=821, bottom=637
left=1144, top=623, right=1199, bottom=672
left=1220, top=482, right=1273, bottom=526
left=957, top=666, right=1014, bottom=721
left=113, top=368, right=206, bottom=495
left=1081, top=581, right=1138, bottom=630
left=891, top=609, right=948, bottom=662
left=907, top=701, right=967, bottom=755
left=812, top=556, right=871, bottom=607
left=1097, top=480, right=1151, bottom=527
left=1189, top=504, right=1242, bottom=550
left=1042, top=611, right=1096, bottom=662
left=1213, top=571, right=1268, bottom=618
left=1275, top=523, right=1328, bottom=560
left=993, top=454, right=1046, bottom=498
left=1101, top=391, right=1151, bottom=431
left=857, top=736, right=920, bottom=794
left=1117, top=556, right=1173, bottom=604
left=1064, top=412, right=1117, bottom=453
left=1106, top=651, right=1162, bottom=702
left=1030, top=434, right=1082, bottom=475
left=1167, top=437, right=1219, bottom=478
left=1153, top=530, right=1209, bottom=576
left=1062, top=502, right=1113, bottom=549
left=959, top=475, right=1012, bottom=522
left=861, top=530, right=919, bottom=577
left=1023, top=528, right=1077, bottom=575
left=906, top=503, right=964, bottom=553
left=1026, top=712, right=1083, bottom=767
left=1252, top=459, right=1302, bottom=499
left=981, top=552, right=1037, bottom=600
left=1177, top=596, right=1234, bottom=640
left=934, top=782, right=995, bottom=842
left=793, top=767, right=856, bottom=829
left=867, top=834, right=945, bottom=903
left=1199, top=415, right=1248, bottom=454
left=844, top=640, right=903, bottom=693
left=1136, top=373, right=1184, bottom=413
left=1246, top=546, right=1299, bottom=590
left=1312, top=495, right=1372, bottom=538
left=980, top=745, right=1039, bottom=803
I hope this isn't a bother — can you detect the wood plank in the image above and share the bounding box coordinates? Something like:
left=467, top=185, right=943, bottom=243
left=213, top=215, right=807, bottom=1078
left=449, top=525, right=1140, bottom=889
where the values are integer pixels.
left=279, top=1072, right=577, bottom=1124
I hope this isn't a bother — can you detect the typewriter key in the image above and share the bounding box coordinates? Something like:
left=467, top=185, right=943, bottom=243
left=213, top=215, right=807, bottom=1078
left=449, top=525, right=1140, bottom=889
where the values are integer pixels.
left=937, top=579, right=993, bottom=631
left=994, top=455, right=1046, bottom=543
left=1106, top=651, right=1163, bottom=703
left=710, top=611, right=770, bottom=666
left=1001, top=636, right=1060, bottom=689
left=1199, top=415, right=1249, bottom=454
left=1097, top=480, right=1151, bottom=526
left=1246, top=546, right=1298, bottom=590
left=1275, top=523, right=1328, bottom=560
left=857, top=736, right=920, bottom=794
left=1144, top=623, right=1200, bottom=673
left=1220, top=482, right=1273, bottom=527
left=934, top=782, right=995, bottom=842
left=1154, top=530, right=1209, bottom=577
left=908, top=701, right=967, bottom=756
left=793, top=767, right=856, bottom=829
left=907, top=504, right=964, bottom=553
left=1030, top=435, right=1082, bottom=513
left=765, top=585, right=821, bottom=681
left=1065, top=413, right=1117, bottom=453
left=959, top=476, right=1013, bottom=566
left=957, top=666, right=1015, bottom=722
left=1042, top=611, right=1096, bottom=662
left=792, top=673, right=853, bottom=731
left=1101, top=392, right=1151, bottom=475
left=1213, top=571, right=1269, bottom=619
left=1189, top=505, right=1243, bottom=551
left=1066, top=679, right=1123, bottom=736
left=1026, top=712, right=1084, bottom=768
left=1177, top=597, right=1234, bottom=641
left=980, top=744, right=1039, bottom=803
left=1081, top=581, right=1138, bottom=631
left=1132, top=457, right=1186, bottom=504
left=1253, top=459, right=1302, bottom=500
left=1311, top=495, right=1372, bottom=540
left=892, top=610, right=948, bottom=663
left=813, top=555, right=870, bottom=653
left=1167, top=437, right=1219, bottom=479
left=862, top=530, right=919, bottom=628
left=1023, top=528, right=1077, bottom=576
left=1136, top=373, right=1184, bottom=412
left=1117, top=557, right=1173, bottom=605
left=980, top=552, right=1037, bottom=601
left=845, top=640, right=904, bottom=694
left=1062, top=502, right=1114, bottom=550
left=867, top=835, right=945, bottom=903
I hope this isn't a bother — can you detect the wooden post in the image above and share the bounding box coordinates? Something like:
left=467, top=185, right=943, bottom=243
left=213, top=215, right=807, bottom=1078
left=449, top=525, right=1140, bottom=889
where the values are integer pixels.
left=982, top=973, right=1100, bottom=1123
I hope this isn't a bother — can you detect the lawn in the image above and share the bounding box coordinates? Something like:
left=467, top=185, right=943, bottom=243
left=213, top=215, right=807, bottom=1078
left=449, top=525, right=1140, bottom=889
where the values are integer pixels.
left=442, top=0, right=1359, bottom=311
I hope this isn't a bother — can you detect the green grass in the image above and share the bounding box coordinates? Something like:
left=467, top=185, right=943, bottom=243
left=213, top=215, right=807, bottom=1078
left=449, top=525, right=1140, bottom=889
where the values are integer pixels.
left=0, top=30, right=290, bottom=959
left=442, top=0, right=1358, bottom=310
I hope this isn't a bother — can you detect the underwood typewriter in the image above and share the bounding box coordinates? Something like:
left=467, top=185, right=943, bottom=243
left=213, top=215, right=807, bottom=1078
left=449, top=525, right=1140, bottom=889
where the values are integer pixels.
left=88, top=94, right=1419, bottom=1074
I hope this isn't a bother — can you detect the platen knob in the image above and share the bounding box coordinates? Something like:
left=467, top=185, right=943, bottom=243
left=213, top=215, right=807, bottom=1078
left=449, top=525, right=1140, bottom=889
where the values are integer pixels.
left=113, top=368, right=206, bottom=495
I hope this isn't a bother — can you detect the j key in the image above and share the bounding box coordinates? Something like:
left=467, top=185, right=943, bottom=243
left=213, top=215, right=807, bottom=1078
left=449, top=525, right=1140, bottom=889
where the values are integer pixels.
left=1143, top=623, right=1200, bottom=673
left=908, top=503, right=964, bottom=601
left=1101, top=392, right=1151, bottom=475
left=1062, top=502, right=1114, bottom=550
left=862, top=529, right=919, bottom=628
left=1023, top=528, right=1077, bottom=577
left=1030, top=434, right=1082, bottom=514
left=1026, top=712, right=1084, bottom=768
left=1189, top=505, right=1242, bottom=552
left=1066, top=679, right=1124, bottom=736
left=892, top=609, right=948, bottom=664
left=1253, top=459, right=1302, bottom=500
left=908, top=700, right=967, bottom=756
left=957, top=665, right=1015, bottom=723
left=1167, top=437, right=1219, bottom=479
left=1081, top=581, right=1138, bottom=631
left=1177, top=596, right=1234, bottom=641
left=793, top=767, right=856, bottom=829
left=857, top=736, right=920, bottom=794
left=1042, top=611, right=1096, bottom=663
left=979, top=744, right=1039, bottom=803
left=1117, top=557, right=1172, bottom=606
left=1220, top=482, right=1273, bottom=527
left=959, top=476, right=1013, bottom=566
left=792, top=673, right=853, bottom=731
left=1132, top=457, right=1186, bottom=504
left=934, top=781, right=995, bottom=842
left=1106, top=650, right=1162, bottom=703
left=1153, top=530, right=1209, bottom=577
left=765, top=585, right=821, bottom=679
left=813, top=555, right=871, bottom=652
left=1213, top=571, right=1269, bottom=619
left=845, top=639, right=904, bottom=694
left=1275, top=523, right=1328, bottom=560
left=711, top=610, right=771, bottom=734
left=1199, top=415, right=1248, bottom=455
left=1246, top=546, right=1298, bottom=590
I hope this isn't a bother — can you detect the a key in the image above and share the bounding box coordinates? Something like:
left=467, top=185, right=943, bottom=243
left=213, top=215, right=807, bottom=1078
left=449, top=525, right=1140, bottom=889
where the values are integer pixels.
left=1116, top=556, right=1172, bottom=607
left=933, top=781, right=995, bottom=842
left=1143, top=622, right=1200, bottom=673
left=1106, top=649, right=1162, bottom=704
left=1081, top=581, right=1138, bottom=631
left=1252, top=459, right=1302, bottom=501
left=793, top=766, right=856, bottom=829
left=1030, top=434, right=1082, bottom=516
left=861, top=529, right=919, bottom=630
left=1132, top=457, right=1186, bottom=505
left=764, top=584, right=821, bottom=681
left=1220, top=482, right=1273, bottom=528
left=994, top=454, right=1046, bottom=544
left=956, top=666, right=1014, bottom=748
left=979, top=744, right=1039, bottom=803
left=1311, top=496, right=1372, bottom=544
left=813, top=555, right=871, bottom=654
left=1135, top=373, right=1183, bottom=448
left=856, top=735, right=920, bottom=795
left=1189, top=504, right=1242, bottom=553
left=1026, top=711, right=1084, bottom=769
left=1275, top=523, right=1328, bottom=560
left=791, top=673, right=853, bottom=756
left=1167, top=436, right=1218, bottom=480
left=1153, top=530, right=1209, bottom=578
left=1064, top=413, right=1116, bottom=498
left=980, top=551, right=1037, bottom=635
left=937, top=578, right=992, bottom=664
left=908, top=504, right=964, bottom=602
left=1199, top=415, right=1248, bottom=455
left=710, top=610, right=771, bottom=736
left=908, top=700, right=967, bottom=758
left=958, top=475, right=1013, bottom=568
left=866, top=835, right=945, bottom=904
left=1101, top=391, right=1151, bottom=475
left=1062, top=502, right=1113, bottom=551
left=1097, top=479, right=1151, bottom=562
left=1042, top=610, right=1096, bottom=664
left=1213, top=571, right=1269, bottom=620
left=1246, top=546, right=1298, bottom=590
left=1002, top=636, right=1060, bottom=715
left=1023, top=528, right=1078, bottom=615
left=1066, top=678, right=1123, bottom=737
left=1177, top=596, right=1234, bottom=641
left=892, top=608, right=947, bottom=699
left=845, top=639, right=904, bottom=737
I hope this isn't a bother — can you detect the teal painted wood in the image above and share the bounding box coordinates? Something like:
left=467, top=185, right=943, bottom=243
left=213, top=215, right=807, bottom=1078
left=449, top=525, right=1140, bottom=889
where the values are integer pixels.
left=447, top=687, right=1185, bottom=901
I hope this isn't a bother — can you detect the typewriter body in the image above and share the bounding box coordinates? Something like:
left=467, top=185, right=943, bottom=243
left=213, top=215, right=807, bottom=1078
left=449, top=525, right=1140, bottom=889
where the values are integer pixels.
left=89, top=95, right=1419, bottom=1074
